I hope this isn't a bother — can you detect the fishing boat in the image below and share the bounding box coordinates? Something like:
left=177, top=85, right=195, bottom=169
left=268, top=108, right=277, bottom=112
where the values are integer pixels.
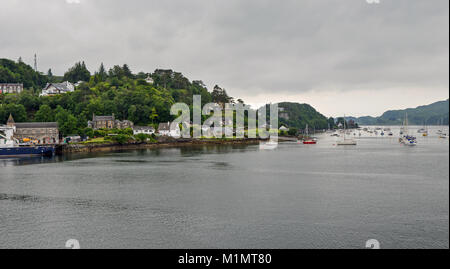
left=337, top=115, right=357, bottom=146
left=399, top=113, right=417, bottom=146
left=0, top=126, right=55, bottom=157
left=303, top=124, right=317, bottom=144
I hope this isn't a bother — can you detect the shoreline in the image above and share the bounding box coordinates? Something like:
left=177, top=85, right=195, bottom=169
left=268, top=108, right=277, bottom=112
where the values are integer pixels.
left=56, top=138, right=263, bottom=155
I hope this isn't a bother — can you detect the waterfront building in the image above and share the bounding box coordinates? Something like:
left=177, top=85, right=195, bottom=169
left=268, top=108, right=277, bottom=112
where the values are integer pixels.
left=0, top=83, right=24, bottom=94
left=87, top=114, right=134, bottom=130
left=40, top=81, right=75, bottom=97
left=158, top=122, right=180, bottom=137
left=133, top=126, right=156, bottom=135
left=6, top=114, right=59, bottom=144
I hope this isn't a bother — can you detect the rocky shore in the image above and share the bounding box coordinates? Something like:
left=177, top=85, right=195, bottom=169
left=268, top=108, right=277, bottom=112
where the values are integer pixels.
left=56, top=138, right=262, bottom=155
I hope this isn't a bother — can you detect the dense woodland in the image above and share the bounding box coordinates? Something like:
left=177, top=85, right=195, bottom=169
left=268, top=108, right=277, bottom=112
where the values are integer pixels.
left=1, top=58, right=336, bottom=136
left=348, top=100, right=449, bottom=126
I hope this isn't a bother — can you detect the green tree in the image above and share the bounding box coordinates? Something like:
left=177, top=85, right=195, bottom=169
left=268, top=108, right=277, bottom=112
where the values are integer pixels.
left=211, top=85, right=233, bottom=105
left=34, top=105, right=54, bottom=122
left=149, top=107, right=158, bottom=124
left=63, top=61, right=91, bottom=82
left=112, top=134, right=130, bottom=144
left=99, top=63, right=107, bottom=78
left=47, top=69, right=53, bottom=80
left=0, top=104, right=27, bottom=123
left=55, top=106, right=78, bottom=136
left=327, top=117, right=335, bottom=129
left=288, top=128, right=298, bottom=136
left=128, top=105, right=138, bottom=123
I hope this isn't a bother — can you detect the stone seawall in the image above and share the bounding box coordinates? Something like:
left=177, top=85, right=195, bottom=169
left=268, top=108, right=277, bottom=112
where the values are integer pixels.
left=56, top=138, right=262, bottom=155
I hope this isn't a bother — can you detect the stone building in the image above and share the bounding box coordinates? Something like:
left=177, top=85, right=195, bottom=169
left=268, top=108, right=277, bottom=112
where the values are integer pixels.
left=7, top=114, right=59, bottom=144
left=87, top=114, right=133, bottom=130
left=0, top=83, right=24, bottom=94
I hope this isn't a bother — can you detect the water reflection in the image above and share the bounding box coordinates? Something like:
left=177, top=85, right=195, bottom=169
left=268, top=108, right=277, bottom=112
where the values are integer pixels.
left=0, top=144, right=256, bottom=167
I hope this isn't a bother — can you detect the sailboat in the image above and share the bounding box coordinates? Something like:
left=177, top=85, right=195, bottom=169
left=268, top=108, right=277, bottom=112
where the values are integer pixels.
left=422, top=124, right=428, bottom=137
left=399, top=113, right=417, bottom=146
left=417, top=122, right=427, bottom=134
left=337, top=115, right=357, bottom=146
left=303, top=124, right=317, bottom=144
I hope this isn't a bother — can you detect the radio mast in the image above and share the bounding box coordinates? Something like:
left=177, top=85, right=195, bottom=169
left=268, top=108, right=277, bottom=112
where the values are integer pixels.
left=34, top=54, right=38, bottom=72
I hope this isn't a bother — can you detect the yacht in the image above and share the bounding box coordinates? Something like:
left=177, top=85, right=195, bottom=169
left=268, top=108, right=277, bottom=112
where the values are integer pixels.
left=337, top=115, right=357, bottom=146
left=399, top=113, right=417, bottom=146
left=303, top=124, right=317, bottom=144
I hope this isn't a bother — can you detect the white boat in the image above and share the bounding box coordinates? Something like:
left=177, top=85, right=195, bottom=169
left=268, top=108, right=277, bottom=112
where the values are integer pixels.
left=399, top=113, right=417, bottom=146
left=337, top=139, right=357, bottom=146
left=259, top=139, right=278, bottom=150
left=337, top=115, right=357, bottom=146
left=417, top=128, right=427, bottom=133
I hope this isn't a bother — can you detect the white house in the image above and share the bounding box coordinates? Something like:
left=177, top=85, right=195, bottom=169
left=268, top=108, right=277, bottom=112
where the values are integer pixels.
left=158, top=122, right=180, bottom=137
left=133, top=126, right=155, bottom=135
left=74, top=81, right=86, bottom=87
left=145, top=74, right=154, bottom=84
left=40, top=81, right=75, bottom=97
left=279, top=126, right=289, bottom=131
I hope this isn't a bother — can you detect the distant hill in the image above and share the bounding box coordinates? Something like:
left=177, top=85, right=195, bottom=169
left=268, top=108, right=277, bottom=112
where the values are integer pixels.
left=277, top=102, right=330, bottom=130
left=349, top=99, right=449, bottom=126
left=0, top=58, right=48, bottom=89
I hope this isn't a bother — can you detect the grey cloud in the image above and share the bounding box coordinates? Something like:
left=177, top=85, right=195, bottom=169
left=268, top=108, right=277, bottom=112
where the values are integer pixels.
left=0, top=0, right=448, bottom=101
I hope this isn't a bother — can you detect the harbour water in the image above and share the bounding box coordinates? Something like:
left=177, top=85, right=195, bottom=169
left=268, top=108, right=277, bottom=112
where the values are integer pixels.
left=0, top=126, right=448, bottom=249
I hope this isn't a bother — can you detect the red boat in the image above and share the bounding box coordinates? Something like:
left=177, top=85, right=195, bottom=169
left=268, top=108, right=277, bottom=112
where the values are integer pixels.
left=302, top=124, right=317, bottom=144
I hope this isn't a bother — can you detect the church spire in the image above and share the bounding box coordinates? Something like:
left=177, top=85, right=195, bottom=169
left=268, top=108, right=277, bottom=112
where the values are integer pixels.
left=7, top=114, right=15, bottom=126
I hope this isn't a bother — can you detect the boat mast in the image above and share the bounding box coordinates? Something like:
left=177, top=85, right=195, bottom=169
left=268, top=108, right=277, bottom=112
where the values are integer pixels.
left=343, top=115, right=346, bottom=140
left=405, top=112, right=409, bottom=135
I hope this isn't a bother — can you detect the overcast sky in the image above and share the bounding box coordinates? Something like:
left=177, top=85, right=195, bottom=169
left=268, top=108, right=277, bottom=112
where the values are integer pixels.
left=1, top=0, right=448, bottom=117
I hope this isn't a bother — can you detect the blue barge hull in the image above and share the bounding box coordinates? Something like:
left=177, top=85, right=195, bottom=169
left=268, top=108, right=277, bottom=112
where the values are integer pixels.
left=0, top=146, right=55, bottom=157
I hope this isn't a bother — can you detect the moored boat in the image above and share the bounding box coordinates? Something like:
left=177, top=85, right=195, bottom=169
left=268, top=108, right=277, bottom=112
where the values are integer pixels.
left=302, top=124, right=317, bottom=144
left=0, top=146, right=55, bottom=157
left=336, top=115, right=357, bottom=146
left=399, top=113, right=417, bottom=146
left=1, top=126, right=55, bottom=157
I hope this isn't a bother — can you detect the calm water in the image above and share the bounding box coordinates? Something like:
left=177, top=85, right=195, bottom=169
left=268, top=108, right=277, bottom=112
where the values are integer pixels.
left=0, top=126, right=448, bottom=249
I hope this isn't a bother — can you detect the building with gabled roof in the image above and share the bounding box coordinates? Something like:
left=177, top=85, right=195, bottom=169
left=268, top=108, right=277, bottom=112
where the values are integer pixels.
left=0, top=83, right=24, bottom=94
left=5, top=114, right=59, bottom=144
left=40, top=81, right=75, bottom=97
left=87, top=114, right=134, bottom=130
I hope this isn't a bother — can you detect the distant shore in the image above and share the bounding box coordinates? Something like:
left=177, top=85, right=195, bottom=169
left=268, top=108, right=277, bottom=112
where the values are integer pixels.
left=56, top=138, right=263, bottom=155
